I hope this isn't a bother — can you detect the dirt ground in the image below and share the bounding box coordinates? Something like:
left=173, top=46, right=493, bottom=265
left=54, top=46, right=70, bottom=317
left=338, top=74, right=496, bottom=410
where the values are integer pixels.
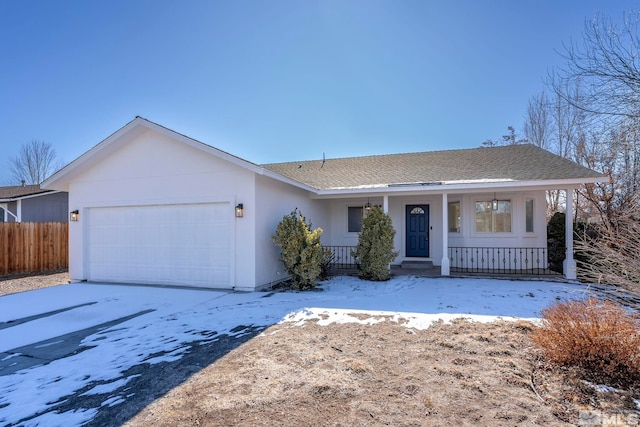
left=2, top=273, right=637, bottom=426
left=0, top=270, right=69, bottom=296
left=125, top=317, right=639, bottom=427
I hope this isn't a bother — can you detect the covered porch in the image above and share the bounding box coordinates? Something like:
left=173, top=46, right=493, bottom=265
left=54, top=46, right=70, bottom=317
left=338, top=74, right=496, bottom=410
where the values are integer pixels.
left=319, top=187, right=579, bottom=280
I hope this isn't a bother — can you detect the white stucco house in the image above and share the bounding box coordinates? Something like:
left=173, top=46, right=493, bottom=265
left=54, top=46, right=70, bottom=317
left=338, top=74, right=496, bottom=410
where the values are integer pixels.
left=42, top=117, right=608, bottom=291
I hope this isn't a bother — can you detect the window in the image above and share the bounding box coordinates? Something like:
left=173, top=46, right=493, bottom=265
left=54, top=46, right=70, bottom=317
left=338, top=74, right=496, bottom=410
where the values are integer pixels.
left=525, top=199, right=534, bottom=233
left=348, top=206, right=363, bottom=232
left=475, top=200, right=511, bottom=233
left=448, top=201, right=461, bottom=232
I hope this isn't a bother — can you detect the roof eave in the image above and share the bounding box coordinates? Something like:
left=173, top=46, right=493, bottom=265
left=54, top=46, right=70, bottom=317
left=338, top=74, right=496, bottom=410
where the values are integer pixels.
left=258, top=169, right=318, bottom=192
left=42, top=117, right=268, bottom=191
left=311, top=176, right=610, bottom=198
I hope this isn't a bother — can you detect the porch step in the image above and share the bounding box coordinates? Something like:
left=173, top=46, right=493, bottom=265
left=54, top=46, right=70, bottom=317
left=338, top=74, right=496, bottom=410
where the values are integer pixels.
left=401, top=260, right=434, bottom=270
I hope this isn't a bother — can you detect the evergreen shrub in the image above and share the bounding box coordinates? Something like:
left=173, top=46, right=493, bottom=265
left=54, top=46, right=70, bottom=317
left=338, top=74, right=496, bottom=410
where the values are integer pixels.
left=352, top=206, right=398, bottom=281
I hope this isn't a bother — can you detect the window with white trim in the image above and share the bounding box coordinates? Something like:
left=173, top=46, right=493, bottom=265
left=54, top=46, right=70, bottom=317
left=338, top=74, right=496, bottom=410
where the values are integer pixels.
left=525, top=199, right=534, bottom=233
left=448, top=201, right=461, bottom=232
left=475, top=200, right=511, bottom=232
left=348, top=206, right=363, bottom=232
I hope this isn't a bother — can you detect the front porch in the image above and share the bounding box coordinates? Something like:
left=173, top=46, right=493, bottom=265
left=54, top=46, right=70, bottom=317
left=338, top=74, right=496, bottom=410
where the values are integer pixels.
left=318, top=186, right=580, bottom=281
left=323, top=245, right=562, bottom=278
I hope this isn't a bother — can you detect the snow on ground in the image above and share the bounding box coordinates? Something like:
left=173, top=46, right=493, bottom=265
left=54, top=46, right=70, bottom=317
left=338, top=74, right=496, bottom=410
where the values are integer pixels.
left=0, top=275, right=590, bottom=426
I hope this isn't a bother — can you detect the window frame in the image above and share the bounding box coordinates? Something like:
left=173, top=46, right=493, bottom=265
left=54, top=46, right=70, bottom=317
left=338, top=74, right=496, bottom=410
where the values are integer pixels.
left=447, top=201, right=461, bottom=233
left=525, top=199, right=534, bottom=233
left=348, top=206, right=364, bottom=233
left=474, top=199, right=512, bottom=233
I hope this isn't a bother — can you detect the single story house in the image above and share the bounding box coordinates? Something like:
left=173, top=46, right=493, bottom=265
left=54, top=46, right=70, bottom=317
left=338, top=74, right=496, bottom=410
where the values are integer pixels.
left=42, top=117, right=608, bottom=291
left=0, top=184, right=68, bottom=223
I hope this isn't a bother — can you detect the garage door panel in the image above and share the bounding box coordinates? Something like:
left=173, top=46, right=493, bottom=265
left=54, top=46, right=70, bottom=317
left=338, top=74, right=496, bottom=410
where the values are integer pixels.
left=87, top=203, right=231, bottom=288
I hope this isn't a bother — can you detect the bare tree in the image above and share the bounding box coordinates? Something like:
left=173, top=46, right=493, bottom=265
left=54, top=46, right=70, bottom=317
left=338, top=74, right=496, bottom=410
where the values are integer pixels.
left=9, top=140, right=63, bottom=185
left=481, top=126, right=526, bottom=147
left=552, top=11, right=640, bottom=120
left=524, top=91, right=551, bottom=150
left=524, top=86, right=588, bottom=217
left=548, top=11, right=640, bottom=225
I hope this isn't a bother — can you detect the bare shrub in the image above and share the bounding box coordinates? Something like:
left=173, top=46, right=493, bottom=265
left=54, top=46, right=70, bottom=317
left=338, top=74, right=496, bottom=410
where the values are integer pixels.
left=532, top=297, right=640, bottom=388
left=575, top=199, right=640, bottom=295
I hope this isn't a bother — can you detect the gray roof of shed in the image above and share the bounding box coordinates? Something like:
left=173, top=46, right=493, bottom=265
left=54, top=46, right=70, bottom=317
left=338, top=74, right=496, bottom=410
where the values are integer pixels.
left=262, top=144, right=606, bottom=190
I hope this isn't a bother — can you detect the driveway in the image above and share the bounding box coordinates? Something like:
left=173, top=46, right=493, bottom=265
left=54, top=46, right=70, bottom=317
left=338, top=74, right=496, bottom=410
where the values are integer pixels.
left=0, top=277, right=591, bottom=426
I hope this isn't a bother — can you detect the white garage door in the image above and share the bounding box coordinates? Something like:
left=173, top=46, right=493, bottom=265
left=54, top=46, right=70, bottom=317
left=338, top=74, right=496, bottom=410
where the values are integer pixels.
left=87, top=203, right=231, bottom=288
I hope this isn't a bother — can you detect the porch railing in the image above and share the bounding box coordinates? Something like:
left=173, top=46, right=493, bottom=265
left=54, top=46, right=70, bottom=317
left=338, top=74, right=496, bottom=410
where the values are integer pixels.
left=322, top=245, right=556, bottom=275
left=323, top=245, right=358, bottom=269
left=448, top=247, right=554, bottom=275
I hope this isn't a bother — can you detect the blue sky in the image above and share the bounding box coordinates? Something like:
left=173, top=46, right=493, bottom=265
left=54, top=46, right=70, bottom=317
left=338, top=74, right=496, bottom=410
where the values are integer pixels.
left=0, top=0, right=637, bottom=184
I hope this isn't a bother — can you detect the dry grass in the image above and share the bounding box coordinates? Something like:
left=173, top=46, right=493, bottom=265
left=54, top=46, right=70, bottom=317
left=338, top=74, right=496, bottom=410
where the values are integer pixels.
left=532, top=297, right=640, bottom=388
left=125, top=317, right=639, bottom=427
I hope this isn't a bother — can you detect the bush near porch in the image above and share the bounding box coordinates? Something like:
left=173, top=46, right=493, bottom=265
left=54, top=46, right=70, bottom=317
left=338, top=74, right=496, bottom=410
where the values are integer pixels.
left=352, top=206, right=398, bottom=281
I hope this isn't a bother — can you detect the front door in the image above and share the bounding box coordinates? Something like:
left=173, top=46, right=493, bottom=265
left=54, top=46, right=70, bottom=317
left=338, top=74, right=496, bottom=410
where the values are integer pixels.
left=406, top=205, right=429, bottom=257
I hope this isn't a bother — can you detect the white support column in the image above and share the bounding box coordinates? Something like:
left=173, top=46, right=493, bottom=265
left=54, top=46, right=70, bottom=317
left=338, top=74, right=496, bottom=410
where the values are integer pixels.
left=441, top=193, right=450, bottom=276
left=383, top=195, right=389, bottom=214
left=16, top=199, right=22, bottom=223
left=563, top=189, right=577, bottom=280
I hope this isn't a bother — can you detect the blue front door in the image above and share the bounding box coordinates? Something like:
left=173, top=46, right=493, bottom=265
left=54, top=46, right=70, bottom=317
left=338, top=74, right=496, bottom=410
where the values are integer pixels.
left=406, top=205, right=429, bottom=257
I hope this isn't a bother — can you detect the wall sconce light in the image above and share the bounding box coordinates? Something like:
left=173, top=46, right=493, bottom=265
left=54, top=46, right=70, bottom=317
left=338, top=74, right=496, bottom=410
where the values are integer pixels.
left=70, top=210, right=79, bottom=222
left=491, top=196, right=499, bottom=211
left=235, top=203, right=244, bottom=218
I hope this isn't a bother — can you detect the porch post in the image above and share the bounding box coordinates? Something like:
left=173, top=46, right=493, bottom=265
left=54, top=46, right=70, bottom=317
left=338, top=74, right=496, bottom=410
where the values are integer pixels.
left=563, top=188, right=577, bottom=280
left=383, top=195, right=389, bottom=214
left=16, top=199, right=22, bottom=223
left=441, top=193, right=450, bottom=276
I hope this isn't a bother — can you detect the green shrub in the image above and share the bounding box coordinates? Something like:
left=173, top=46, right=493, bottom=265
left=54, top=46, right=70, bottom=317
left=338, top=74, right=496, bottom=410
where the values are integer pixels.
left=546, top=212, right=565, bottom=273
left=531, top=297, right=640, bottom=388
left=272, top=209, right=323, bottom=290
left=352, top=206, right=398, bottom=281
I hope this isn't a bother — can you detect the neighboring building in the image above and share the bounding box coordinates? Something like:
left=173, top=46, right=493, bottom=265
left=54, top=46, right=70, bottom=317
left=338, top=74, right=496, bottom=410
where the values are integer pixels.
left=0, top=184, right=68, bottom=223
left=42, top=117, right=608, bottom=290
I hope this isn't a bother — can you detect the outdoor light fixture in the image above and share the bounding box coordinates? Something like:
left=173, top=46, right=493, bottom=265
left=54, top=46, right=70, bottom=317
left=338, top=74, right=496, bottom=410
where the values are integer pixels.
left=235, top=203, right=244, bottom=218
left=491, top=194, right=499, bottom=211
left=70, top=210, right=79, bottom=222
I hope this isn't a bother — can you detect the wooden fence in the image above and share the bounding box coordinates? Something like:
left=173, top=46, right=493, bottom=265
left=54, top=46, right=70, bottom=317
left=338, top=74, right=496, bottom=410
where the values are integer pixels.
left=0, top=222, right=68, bottom=275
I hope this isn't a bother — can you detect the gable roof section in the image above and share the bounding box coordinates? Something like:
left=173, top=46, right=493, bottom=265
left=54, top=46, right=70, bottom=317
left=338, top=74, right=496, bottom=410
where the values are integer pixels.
left=0, top=185, right=53, bottom=201
left=42, top=117, right=315, bottom=192
left=263, top=144, right=608, bottom=191
left=42, top=117, right=608, bottom=195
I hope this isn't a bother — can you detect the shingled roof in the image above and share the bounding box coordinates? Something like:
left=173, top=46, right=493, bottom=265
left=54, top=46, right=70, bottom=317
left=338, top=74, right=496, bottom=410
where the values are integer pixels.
left=262, top=144, right=606, bottom=191
left=0, top=184, right=51, bottom=200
